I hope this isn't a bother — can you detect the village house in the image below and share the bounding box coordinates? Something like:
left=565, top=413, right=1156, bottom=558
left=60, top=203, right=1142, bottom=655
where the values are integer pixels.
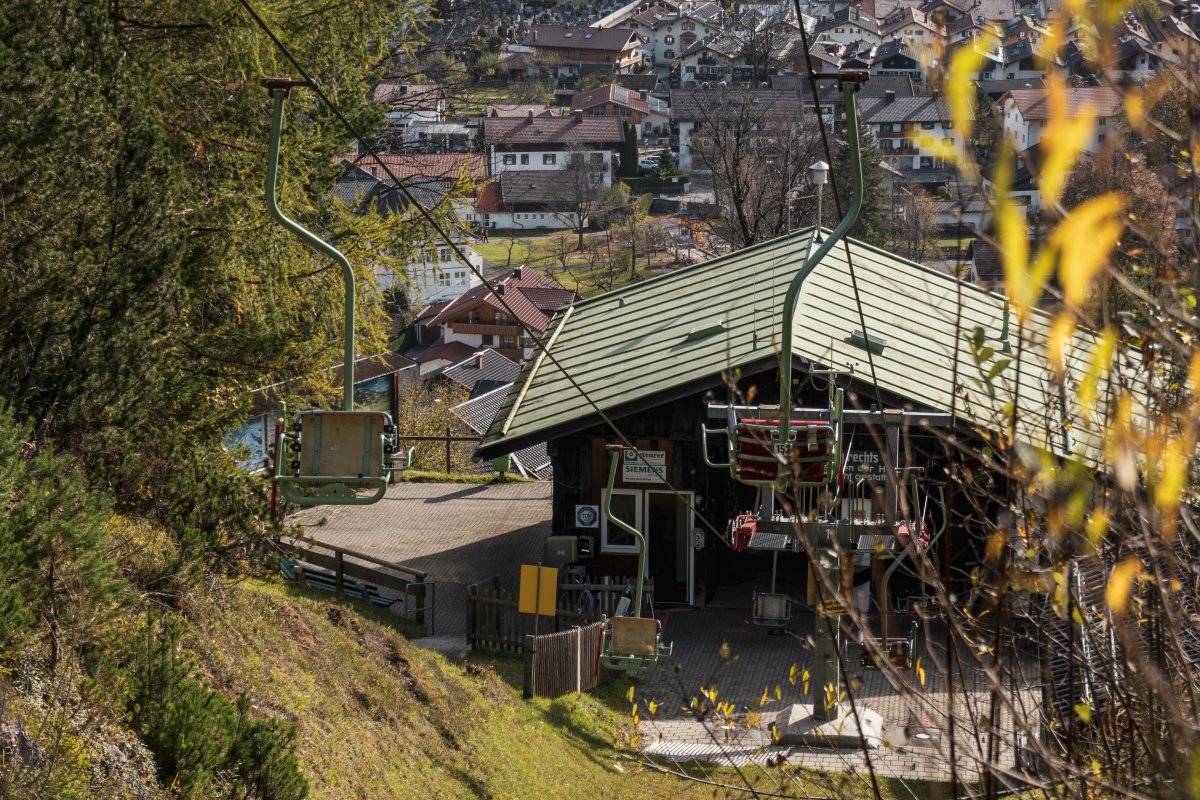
left=623, top=0, right=725, bottom=71
left=523, top=24, right=647, bottom=76
left=473, top=228, right=1121, bottom=608
left=422, top=267, right=578, bottom=365
left=369, top=81, right=446, bottom=124
left=483, top=112, right=626, bottom=186
left=570, top=83, right=670, bottom=137
left=858, top=93, right=970, bottom=179
left=996, top=86, right=1122, bottom=153
left=812, top=7, right=882, bottom=47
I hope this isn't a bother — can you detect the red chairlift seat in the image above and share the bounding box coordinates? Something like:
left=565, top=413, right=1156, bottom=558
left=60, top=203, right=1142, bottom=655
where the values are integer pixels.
left=733, top=418, right=835, bottom=484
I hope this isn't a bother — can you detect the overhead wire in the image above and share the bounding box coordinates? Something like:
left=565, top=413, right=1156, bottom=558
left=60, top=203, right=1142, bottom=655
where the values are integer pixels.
left=236, top=0, right=736, bottom=547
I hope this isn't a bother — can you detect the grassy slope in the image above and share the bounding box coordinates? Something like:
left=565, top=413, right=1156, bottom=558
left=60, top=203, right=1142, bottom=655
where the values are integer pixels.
left=187, top=579, right=936, bottom=800
left=186, top=579, right=699, bottom=799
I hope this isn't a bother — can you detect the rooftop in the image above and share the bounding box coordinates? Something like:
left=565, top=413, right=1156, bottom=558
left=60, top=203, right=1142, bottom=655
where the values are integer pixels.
left=483, top=115, right=626, bottom=147
left=570, top=83, right=650, bottom=115
left=476, top=227, right=1134, bottom=468
left=999, top=86, right=1122, bottom=121
left=524, top=24, right=644, bottom=52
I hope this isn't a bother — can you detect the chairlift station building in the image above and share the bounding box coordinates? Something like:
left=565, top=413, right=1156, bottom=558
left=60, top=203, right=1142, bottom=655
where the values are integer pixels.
left=476, top=226, right=1124, bottom=607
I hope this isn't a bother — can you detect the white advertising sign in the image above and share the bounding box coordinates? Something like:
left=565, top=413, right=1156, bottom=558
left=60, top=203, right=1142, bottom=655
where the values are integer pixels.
left=622, top=449, right=667, bottom=484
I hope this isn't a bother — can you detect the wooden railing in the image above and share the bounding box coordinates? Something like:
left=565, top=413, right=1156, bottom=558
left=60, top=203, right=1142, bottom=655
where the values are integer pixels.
left=451, top=321, right=522, bottom=336
left=277, top=538, right=434, bottom=633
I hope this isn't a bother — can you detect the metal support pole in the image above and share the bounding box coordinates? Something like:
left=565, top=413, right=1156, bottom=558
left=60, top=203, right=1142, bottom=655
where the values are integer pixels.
left=604, top=448, right=647, bottom=618
left=264, top=81, right=357, bottom=411
left=808, top=519, right=852, bottom=722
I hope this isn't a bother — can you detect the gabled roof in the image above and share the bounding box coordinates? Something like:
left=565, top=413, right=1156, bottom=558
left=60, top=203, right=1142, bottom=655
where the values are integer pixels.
left=874, top=39, right=918, bottom=61
left=486, top=104, right=561, bottom=118
left=416, top=340, right=477, bottom=367
left=429, top=268, right=577, bottom=334
left=571, top=84, right=650, bottom=115
left=442, top=349, right=522, bottom=393
left=669, top=88, right=805, bottom=122
left=476, top=227, right=1136, bottom=468
left=614, top=73, right=661, bottom=93
left=498, top=171, right=580, bottom=208
left=859, top=94, right=966, bottom=124
left=334, top=153, right=486, bottom=184
left=453, top=386, right=553, bottom=480
left=814, top=8, right=881, bottom=36
left=999, top=86, right=1122, bottom=121
left=525, top=25, right=644, bottom=52
left=370, top=82, right=445, bottom=111
left=484, top=115, right=626, bottom=147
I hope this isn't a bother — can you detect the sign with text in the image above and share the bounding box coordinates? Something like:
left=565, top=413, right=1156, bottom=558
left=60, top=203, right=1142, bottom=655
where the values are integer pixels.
left=575, top=504, right=599, bottom=528
left=842, top=448, right=887, bottom=483
left=622, top=449, right=667, bottom=484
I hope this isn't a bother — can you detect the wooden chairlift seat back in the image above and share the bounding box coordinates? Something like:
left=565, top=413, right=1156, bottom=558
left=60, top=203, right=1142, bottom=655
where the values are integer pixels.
left=609, top=616, right=659, bottom=655
left=297, top=410, right=391, bottom=479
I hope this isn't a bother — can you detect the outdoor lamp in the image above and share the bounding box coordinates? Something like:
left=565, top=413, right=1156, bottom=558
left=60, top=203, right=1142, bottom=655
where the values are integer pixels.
left=810, top=160, right=830, bottom=241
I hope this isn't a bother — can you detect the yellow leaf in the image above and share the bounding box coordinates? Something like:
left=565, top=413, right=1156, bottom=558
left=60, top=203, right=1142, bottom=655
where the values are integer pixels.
left=1085, top=510, right=1108, bottom=550
left=946, top=29, right=996, bottom=153
left=1074, top=701, right=1092, bottom=723
left=1155, top=436, right=1187, bottom=521
left=1054, top=192, right=1126, bottom=307
left=788, top=663, right=798, bottom=685
left=647, top=700, right=659, bottom=715
left=759, top=687, right=768, bottom=707
left=1188, top=350, right=1200, bottom=405
left=993, top=157, right=1032, bottom=321
left=774, top=684, right=781, bottom=701
left=986, top=530, right=1007, bottom=562
left=1080, top=326, right=1116, bottom=419
left=1040, top=73, right=1097, bottom=206
left=626, top=686, right=635, bottom=703
left=1047, top=312, right=1076, bottom=377
left=916, top=658, right=926, bottom=688
left=1106, top=556, right=1143, bottom=616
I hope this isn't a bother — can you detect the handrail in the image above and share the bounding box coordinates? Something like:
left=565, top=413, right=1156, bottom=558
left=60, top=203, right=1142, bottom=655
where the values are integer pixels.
left=280, top=536, right=428, bottom=583
left=778, top=79, right=865, bottom=467
left=603, top=446, right=647, bottom=618
left=264, top=80, right=357, bottom=411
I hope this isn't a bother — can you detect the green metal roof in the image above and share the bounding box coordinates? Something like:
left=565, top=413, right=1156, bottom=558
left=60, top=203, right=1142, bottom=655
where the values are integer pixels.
left=476, top=227, right=1138, bottom=466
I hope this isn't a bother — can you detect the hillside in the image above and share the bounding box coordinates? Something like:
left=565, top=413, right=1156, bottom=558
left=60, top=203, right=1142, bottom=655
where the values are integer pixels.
left=186, top=578, right=726, bottom=799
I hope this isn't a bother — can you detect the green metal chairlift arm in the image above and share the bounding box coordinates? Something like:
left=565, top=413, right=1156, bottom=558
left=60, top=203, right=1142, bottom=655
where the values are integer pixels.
left=779, top=79, right=865, bottom=454
left=604, top=445, right=647, bottom=618
left=264, top=78, right=356, bottom=411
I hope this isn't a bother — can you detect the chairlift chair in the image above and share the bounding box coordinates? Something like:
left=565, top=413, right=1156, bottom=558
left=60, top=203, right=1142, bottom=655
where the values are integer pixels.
left=598, top=444, right=673, bottom=673
left=261, top=77, right=413, bottom=507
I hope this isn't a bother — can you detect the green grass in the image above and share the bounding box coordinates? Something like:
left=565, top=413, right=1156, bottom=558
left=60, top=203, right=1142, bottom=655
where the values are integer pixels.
left=185, top=578, right=944, bottom=799
left=474, top=236, right=572, bottom=269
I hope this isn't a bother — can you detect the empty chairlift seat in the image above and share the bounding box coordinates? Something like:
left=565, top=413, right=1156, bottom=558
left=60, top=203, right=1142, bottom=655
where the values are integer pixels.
left=734, top=419, right=835, bottom=484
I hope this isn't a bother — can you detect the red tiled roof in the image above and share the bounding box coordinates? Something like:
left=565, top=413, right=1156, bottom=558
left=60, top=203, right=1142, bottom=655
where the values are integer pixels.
left=370, top=81, right=445, bottom=111
left=1001, top=87, right=1122, bottom=121
left=416, top=339, right=477, bottom=366
left=333, top=153, right=486, bottom=183
left=486, top=104, right=561, bottom=118
left=484, top=115, right=625, bottom=146
left=570, top=83, right=649, bottom=115
left=474, top=180, right=511, bottom=213
left=415, top=301, right=449, bottom=323
left=429, top=269, right=577, bottom=334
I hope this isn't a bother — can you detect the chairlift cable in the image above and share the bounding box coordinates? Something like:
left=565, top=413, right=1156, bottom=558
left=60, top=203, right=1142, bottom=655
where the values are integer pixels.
left=237, top=0, right=733, bottom=542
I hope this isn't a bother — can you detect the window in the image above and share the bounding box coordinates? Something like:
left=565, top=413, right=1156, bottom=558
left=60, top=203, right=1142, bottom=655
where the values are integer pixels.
left=495, top=312, right=508, bottom=324
left=502, top=154, right=516, bottom=165
left=943, top=120, right=953, bottom=129
left=1098, top=117, right=1108, bottom=126
left=1097, top=133, right=1106, bottom=143
left=664, top=49, right=674, bottom=58
left=481, top=334, right=494, bottom=345
left=520, top=154, right=529, bottom=165
left=543, top=153, right=557, bottom=165
left=439, top=248, right=449, bottom=261
left=601, top=489, right=641, bottom=552
left=922, top=121, right=935, bottom=129
left=664, top=35, right=675, bottom=44
left=501, top=335, right=517, bottom=349
left=943, top=137, right=953, bottom=146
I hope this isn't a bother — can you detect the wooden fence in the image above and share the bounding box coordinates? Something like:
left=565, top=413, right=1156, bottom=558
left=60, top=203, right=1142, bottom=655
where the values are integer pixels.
left=466, top=575, right=653, bottom=654
left=523, top=622, right=607, bottom=698
left=277, top=538, right=434, bottom=634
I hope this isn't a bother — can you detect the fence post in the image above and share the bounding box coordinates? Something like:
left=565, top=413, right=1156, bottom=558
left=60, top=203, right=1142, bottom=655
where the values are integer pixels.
left=467, top=583, right=476, bottom=649
left=575, top=627, right=582, bottom=694
left=412, top=582, right=426, bottom=630
left=335, top=551, right=344, bottom=595
left=523, top=633, right=536, bottom=699
left=445, top=426, right=452, bottom=474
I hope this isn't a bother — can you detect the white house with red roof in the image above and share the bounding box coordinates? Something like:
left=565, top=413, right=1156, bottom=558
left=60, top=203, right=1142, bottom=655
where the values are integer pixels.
left=483, top=112, right=626, bottom=186
left=422, top=267, right=578, bottom=364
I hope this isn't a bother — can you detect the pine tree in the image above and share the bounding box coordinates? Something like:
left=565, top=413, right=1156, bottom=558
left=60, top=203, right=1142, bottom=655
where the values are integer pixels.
left=832, top=129, right=891, bottom=245
left=619, top=121, right=640, bottom=178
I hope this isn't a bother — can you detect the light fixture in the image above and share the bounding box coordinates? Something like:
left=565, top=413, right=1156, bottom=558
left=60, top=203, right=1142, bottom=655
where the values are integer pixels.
left=810, top=160, right=830, bottom=241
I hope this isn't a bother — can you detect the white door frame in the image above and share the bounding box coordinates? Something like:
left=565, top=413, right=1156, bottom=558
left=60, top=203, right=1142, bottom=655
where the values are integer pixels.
left=645, top=489, right=694, bottom=606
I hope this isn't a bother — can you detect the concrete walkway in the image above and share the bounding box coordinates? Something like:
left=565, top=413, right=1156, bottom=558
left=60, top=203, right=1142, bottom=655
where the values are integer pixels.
left=290, top=481, right=551, bottom=644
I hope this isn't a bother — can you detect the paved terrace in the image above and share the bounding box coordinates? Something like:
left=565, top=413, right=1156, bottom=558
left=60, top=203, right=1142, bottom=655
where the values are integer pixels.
left=290, top=485, right=1041, bottom=783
